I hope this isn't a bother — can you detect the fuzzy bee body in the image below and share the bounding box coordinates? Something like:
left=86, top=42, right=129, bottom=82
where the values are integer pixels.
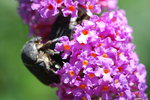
left=21, top=37, right=61, bottom=85
left=21, top=12, right=88, bottom=85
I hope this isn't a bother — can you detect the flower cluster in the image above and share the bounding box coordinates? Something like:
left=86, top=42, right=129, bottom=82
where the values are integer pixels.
left=18, top=0, right=57, bottom=40
left=18, top=0, right=118, bottom=40
left=97, top=0, right=118, bottom=10
left=55, top=10, right=147, bottom=100
left=18, top=0, right=148, bottom=100
left=30, top=0, right=118, bottom=18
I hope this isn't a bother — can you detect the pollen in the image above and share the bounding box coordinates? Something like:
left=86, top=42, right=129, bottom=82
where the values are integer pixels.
left=80, top=84, right=86, bottom=89
left=90, top=53, right=97, bottom=57
left=118, top=52, right=122, bottom=56
left=120, top=92, right=124, bottom=96
left=69, top=70, right=75, bottom=76
left=76, top=53, right=80, bottom=56
left=88, top=5, right=93, bottom=10
left=80, top=43, right=85, bottom=45
left=64, top=44, right=70, bottom=50
left=81, top=97, right=86, bottom=100
left=82, top=60, right=88, bottom=66
left=47, top=4, right=53, bottom=10
left=102, top=53, right=108, bottom=58
left=56, top=0, right=62, bottom=3
left=97, top=43, right=103, bottom=47
left=99, top=35, right=103, bottom=38
left=104, top=69, right=109, bottom=74
left=102, top=86, right=109, bottom=91
left=69, top=5, right=75, bottom=11
left=91, top=27, right=95, bottom=29
left=118, top=67, right=123, bottom=72
left=116, top=31, right=119, bottom=36
left=115, top=79, right=119, bottom=84
left=82, top=30, right=89, bottom=35
left=88, top=73, right=95, bottom=78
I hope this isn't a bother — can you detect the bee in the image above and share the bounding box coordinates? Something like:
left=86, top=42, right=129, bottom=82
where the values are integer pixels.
left=21, top=13, right=72, bottom=85
left=21, top=10, right=88, bottom=85
left=21, top=37, right=63, bottom=85
left=76, top=6, right=90, bottom=24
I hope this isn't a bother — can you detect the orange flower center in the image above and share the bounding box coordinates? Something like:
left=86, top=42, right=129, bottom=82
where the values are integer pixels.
left=80, top=84, right=86, bottom=89
left=82, top=30, right=89, bottom=35
left=116, top=32, right=119, bottom=36
left=118, top=67, right=123, bottom=72
left=115, top=79, right=119, bottom=84
left=118, top=52, right=122, bottom=56
left=82, top=60, right=88, bottom=66
left=80, top=43, right=85, bottom=45
left=90, top=53, right=97, bottom=57
left=99, top=35, right=103, bottom=38
left=76, top=53, right=80, bottom=57
left=102, top=53, right=108, bottom=58
left=47, top=4, right=53, bottom=10
left=104, top=69, right=109, bottom=74
left=88, top=73, right=95, bottom=78
left=81, top=97, right=87, bottom=100
left=64, top=44, right=70, bottom=50
left=120, top=92, right=124, bottom=96
left=69, top=70, right=75, bottom=76
left=69, top=5, right=75, bottom=11
left=56, top=0, right=62, bottom=3
left=102, top=86, right=109, bottom=91
left=97, top=43, right=103, bottom=47
left=88, top=5, right=93, bottom=10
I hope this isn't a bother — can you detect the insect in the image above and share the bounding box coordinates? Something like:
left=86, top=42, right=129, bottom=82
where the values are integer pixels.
left=21, top=10, right=88, bottom=85
left=21, top=37, right=62, bottom=85
left=21, top=13, right=72, bottom=85
left=76, top=7, right=90, bottom=24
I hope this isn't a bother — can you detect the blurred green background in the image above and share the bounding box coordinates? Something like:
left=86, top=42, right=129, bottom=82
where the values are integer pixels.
left=0, top=0, right=149, bottom=100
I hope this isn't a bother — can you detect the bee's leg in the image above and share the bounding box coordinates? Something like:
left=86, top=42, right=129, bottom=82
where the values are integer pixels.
left=69, top=17, right=77, bottom=30
left=38, top=38, right=63, bottom=71
left=38, top=38, right=59, bottom=51
left=44, top=49, right=62, bottom=70
left=21, top=37, right=60, bottom=85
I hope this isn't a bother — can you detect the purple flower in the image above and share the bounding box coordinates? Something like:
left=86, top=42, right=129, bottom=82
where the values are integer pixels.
left=97, top=0, right=118, bottom=10
left=18, top=0, right=147, bottom=99
left=25, top=0, right=117, bottom=19
left=85, top=0, right=101, bottom=16
left=31, top=0, right=59, bottom=18
left=62, top=0, right=78, bottom=17
left=55, top=10, right=147, bottom=100
left=18, top=0, right=57, bottom=41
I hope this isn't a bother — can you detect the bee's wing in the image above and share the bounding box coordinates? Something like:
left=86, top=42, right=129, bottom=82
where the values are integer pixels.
left=23, top=62, right=60, bottom=85
left=49, top=13, right=72, bottom=40
left=49, top=12, right=89, bottom=40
